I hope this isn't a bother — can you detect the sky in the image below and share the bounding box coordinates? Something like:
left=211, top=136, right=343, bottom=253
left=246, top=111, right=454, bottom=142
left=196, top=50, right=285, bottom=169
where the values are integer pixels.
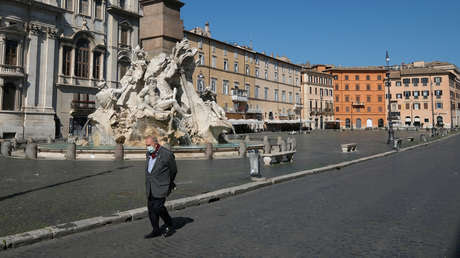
left=181, top=0, right=460, bottom=67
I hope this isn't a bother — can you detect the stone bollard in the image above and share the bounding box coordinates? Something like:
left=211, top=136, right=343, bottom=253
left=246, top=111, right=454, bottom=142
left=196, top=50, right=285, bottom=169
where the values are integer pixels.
left=420, top=134, right=427, bottom=143
left=277, top=137, right=287, bottom=152
left=248, top=149, right=264, bottom=180
left=114, top=144, right=124, bottom=161
left=65, top=143, right=77, bottom=160
left=393, top=139, right=401, bottom=151
left=238, top=141, right=247, bottom=158
left=263, top=136, right=271, bottom=154
left=25, top=143, right=38, bottom=160
left=205, top=142, right=213, bottom=160
left=1, top=141, right=12, bottom=157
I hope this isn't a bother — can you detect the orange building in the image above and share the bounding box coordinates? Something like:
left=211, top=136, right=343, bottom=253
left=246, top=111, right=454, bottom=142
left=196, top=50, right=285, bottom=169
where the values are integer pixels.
left=324, top=67, right=387, bottom=129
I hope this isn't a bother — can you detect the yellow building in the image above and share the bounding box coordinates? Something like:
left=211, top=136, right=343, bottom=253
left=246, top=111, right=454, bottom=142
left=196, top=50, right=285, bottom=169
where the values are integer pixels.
left=184, top=23, right=303, bottom=130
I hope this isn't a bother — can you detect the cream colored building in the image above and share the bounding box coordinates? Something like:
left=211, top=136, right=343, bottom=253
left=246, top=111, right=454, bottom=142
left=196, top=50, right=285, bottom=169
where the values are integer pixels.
left=389, top=67, right=458, bottom=128
left=301, top=68, right=334, bottom=129
left=184, top=23, right=303, bottom=130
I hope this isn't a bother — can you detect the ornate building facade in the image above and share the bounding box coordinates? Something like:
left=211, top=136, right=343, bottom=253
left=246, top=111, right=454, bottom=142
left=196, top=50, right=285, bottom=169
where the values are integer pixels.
left=301, top=67, right=334, bottom=129
left=0, top=0, right=140, bottom=140
left=184, top=25, right=303, bottom=124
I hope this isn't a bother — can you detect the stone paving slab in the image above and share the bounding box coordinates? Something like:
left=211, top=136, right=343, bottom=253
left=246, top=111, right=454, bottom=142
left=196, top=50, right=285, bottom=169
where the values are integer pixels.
left=0, top=130, right=438, bottom=237
left=0, top=131, right=457, bottom=252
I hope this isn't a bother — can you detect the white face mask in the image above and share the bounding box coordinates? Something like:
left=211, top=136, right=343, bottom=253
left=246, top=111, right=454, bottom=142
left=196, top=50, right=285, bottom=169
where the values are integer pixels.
left=147, top=146, right=155, bottom=153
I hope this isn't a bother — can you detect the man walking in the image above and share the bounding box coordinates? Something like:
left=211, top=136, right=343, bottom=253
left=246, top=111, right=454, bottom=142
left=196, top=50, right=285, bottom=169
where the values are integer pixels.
left=144, top=136, right=177, bottom=238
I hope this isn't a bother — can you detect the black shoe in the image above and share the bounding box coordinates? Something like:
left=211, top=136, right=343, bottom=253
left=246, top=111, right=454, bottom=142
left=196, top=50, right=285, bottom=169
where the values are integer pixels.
left=162, top=226, right=175, bottom=238
left=144, top=231, right=161, bottom=239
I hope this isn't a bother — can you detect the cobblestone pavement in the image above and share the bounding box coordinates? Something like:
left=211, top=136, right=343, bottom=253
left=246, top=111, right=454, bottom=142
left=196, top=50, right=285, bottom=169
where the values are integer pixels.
left=0, top=130, right=434, bottom=236
left=2, top=130, right=459, bottom=257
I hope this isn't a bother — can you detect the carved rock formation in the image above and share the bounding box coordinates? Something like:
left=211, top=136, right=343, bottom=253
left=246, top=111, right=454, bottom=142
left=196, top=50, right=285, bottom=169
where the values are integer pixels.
left=89, top=40, right=232, bottom=146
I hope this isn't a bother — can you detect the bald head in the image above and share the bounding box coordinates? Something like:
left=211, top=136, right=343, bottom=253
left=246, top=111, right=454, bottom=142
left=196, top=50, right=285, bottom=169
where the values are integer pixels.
left=145, top=136, right=158, bottom=147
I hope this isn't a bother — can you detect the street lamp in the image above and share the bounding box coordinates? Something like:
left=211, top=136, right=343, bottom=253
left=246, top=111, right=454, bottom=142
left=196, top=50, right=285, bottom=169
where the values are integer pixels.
left=385, top=51, right=395, bottom=144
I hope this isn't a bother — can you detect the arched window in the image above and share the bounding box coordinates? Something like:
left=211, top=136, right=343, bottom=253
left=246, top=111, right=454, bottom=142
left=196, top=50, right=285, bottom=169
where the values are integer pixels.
left=2, top=83, right=16, bottom=111
left=75, top=39, right=90, bottom=78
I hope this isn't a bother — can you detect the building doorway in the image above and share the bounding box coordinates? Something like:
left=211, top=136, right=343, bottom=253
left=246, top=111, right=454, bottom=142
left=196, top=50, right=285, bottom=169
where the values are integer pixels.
left=413, top=116, right=421, bottom=127
left=345, top=118, right=351, bottom=128
left=2, top=83, right=16, bottom=110
left=378, top=119, right=384, bottom=128
left=436, top=116, right=443, bottom=127
left=405, top=116, right=411, bottom=126
left=356, top=118, right=362, bottom=129
left=366, top=118, right=373, bottom=128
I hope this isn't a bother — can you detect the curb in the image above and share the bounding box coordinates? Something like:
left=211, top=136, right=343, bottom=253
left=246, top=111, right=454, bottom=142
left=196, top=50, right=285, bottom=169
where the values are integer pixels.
left=1, top=132, right=458, bottom=251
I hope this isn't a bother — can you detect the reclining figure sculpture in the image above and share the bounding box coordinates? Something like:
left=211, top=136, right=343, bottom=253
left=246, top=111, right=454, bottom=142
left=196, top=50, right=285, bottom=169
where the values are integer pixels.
left=89, top=39, right=232, bottom=146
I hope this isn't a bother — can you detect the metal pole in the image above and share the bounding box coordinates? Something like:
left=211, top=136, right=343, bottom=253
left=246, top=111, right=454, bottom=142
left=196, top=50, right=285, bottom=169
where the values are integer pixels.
left=429, top=76, right=435, bottom=135
left=386, top=51, right=394, bottom=144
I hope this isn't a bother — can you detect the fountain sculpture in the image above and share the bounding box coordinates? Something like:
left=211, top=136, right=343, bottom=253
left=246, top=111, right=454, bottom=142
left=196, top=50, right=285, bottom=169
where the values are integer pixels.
left=89, top=39, right=232, bottom=146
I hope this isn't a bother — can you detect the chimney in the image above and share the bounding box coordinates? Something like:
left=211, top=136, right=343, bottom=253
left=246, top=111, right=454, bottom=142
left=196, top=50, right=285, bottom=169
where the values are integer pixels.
left=204, top=21, right=211, bottom=37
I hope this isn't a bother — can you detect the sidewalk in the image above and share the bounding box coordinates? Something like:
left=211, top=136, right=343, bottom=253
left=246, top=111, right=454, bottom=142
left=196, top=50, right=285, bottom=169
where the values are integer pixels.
left=0, top=130, right=430, bottom=236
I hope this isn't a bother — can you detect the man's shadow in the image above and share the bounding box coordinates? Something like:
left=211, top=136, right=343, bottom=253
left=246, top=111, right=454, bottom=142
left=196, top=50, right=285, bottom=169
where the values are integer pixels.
left=160, top=217, right=194, bottom=236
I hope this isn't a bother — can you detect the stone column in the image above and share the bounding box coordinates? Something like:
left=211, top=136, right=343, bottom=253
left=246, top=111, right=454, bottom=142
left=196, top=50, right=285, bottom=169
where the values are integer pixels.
left=25, top=143, right=38, bottom=159
left=25, top=24, right=41, bottom=109
left=114, top=143, right=124, bottom=161
left=17, top=40, right=23, bottom=67
left=0, top=34, right=6, bottom=65
left=65, top=142, right=76, bottom=160
left=58, top=44, right=64, bottom=76
left=0, top=78, right=4, bottom=110
left=205, top=142, right=213, bottom=160
left=70, top=47, right=76, bottom=85
left=15, top=81, right=22, bottom=110
left=0, top=35, right=5, bottom=110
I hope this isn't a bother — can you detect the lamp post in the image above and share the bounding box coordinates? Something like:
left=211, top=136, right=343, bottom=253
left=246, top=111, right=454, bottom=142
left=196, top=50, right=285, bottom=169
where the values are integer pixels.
left=385, top=51, right=395, bottom=144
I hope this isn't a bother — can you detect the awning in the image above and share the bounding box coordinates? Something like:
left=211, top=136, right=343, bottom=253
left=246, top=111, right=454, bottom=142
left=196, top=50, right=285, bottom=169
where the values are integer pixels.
left=228, top=119, right=264, bottom=125
left=265, top=119, right=310, bottom=124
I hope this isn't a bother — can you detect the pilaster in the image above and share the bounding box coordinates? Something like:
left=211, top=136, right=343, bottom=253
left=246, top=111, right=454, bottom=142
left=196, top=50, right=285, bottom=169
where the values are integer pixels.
left=0, top=34, right=6, bottom=65
left=41, top=27, right=58, bottom=110
left=0, top=78, right=4, bottom=109
left=24, top=23, right=41, bottom=109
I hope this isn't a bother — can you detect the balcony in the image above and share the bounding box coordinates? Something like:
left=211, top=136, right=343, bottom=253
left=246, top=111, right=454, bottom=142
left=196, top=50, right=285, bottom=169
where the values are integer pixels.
left=57, top=74, right=104, bottom=89
left=231, top=89, right=248, bottom=102
left=0, top=64, right=25, bottom=77
left=352, top=102, right=365, bottom=107
left=294, top=102, right=303, bottom=110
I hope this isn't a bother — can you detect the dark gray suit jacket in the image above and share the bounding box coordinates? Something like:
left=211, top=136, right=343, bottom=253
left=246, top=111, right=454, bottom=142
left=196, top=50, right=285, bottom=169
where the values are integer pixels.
left=145, top=146, right=177, bottom=198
